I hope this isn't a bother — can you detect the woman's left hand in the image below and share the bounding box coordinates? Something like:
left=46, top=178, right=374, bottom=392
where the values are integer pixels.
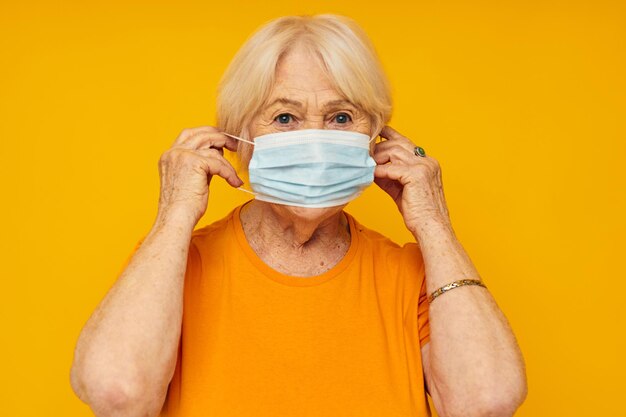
left=373, top=126, right=452, bottom=235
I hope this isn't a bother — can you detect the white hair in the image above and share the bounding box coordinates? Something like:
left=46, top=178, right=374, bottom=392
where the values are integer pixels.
left=216, top=14, right=393, bottom=170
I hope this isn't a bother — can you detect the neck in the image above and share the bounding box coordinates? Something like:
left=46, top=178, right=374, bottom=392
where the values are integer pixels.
left=240, top=200, right=349, bottom=251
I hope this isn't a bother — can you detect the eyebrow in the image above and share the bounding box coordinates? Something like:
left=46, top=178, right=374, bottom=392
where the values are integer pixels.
left=266, top=97, right=304, bottom=109
left=321, top=99, right=356, bottom=111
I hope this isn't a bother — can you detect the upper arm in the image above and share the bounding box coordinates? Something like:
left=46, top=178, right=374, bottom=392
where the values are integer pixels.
left=421, top=341, right=453, bottom=417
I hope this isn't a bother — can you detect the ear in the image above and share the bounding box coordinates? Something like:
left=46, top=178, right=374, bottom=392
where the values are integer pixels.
left=369, top=117, right=383, bottom=154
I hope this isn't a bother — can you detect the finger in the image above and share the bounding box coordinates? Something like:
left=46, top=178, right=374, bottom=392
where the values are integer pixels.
left=194, top=148, right=243, bottom=187
left=220, top=133, right=243, bottom=152
left=373, top=144, right=418, bottom=165
left=179, top=131, right=239, bottom=152
left=200, top=145, right=224, bottom=156
left=173, top=126, right=220, bottom=146
left=195, top=148, right=241, bottom=184
left=380, top=125, right=410, bottom=142
left=373, top=141, right=418, bottom=161
left=374, top=163, right=417, bottom=186
left=195, top=132, right=239, bottom=152
left=374, top=134, right=415, bottom=151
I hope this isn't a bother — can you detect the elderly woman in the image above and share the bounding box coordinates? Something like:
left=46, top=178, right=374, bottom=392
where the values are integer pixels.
left=70, top=14, right=527, bottom=417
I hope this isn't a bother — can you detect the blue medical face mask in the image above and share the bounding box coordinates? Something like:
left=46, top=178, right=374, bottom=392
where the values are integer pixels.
left=223, top=129, right=378, bottom=208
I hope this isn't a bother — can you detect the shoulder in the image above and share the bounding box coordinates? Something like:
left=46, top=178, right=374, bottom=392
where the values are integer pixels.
left=190, top=206, right=239, bottom=247
left=181, top=206, right=242, bottom=280
left=347, top=212, right=425, bottom=272
left=185, top=205, right=244, bottom=269
left=347, top=212, right=399, bottom=249
left=347, top=213, right=426, bottom=303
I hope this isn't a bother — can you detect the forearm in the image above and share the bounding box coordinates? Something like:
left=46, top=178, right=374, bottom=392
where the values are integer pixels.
left=71, top=212, right=195, bottom=416
left=412, top=217, right=527, bottom=416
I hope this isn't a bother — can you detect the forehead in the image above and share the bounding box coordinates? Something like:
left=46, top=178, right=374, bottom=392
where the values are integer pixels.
left=271, top=46, right=343, bottom=101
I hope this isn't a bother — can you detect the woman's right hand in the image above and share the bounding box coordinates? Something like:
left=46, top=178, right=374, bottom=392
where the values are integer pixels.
left=155, top=126, right=243, bottom=227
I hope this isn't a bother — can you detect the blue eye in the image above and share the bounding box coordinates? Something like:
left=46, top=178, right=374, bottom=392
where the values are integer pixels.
left=334, top=113, right=351, bottom=124
left=276, top=113, right=293, bottom=124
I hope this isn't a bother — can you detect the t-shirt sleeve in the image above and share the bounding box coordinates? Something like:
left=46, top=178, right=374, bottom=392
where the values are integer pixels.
left=400, top=242, right=431, bottom=349
left=416, top=260, right=431, bottom=348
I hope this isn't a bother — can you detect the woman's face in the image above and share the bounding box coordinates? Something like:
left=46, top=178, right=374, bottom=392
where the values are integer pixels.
left=249, top=46, right=372, bottom=137
left=247, top=45, right=373, bottom=223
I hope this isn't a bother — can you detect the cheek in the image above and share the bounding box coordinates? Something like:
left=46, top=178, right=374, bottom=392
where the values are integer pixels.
left=237, top=143, right=254, bottom=172
left=248, top=116, right=274, bottom=138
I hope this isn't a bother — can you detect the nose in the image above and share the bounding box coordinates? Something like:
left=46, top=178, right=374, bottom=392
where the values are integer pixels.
left=302, top=115, right=325, bottom=130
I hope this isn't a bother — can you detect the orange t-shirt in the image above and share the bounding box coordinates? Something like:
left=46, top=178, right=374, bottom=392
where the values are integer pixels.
left=129, top=204, right=432, bottom=416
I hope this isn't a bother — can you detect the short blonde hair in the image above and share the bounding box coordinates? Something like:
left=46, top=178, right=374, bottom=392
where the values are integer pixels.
left=216, top=14, right=393, bottom=170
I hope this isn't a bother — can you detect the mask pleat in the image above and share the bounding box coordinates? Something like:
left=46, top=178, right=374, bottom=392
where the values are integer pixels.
left=246, top=129, right=377, bottom=208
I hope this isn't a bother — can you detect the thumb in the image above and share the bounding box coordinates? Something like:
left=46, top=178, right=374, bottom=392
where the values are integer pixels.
left=374, top=177, right=402, bottom=201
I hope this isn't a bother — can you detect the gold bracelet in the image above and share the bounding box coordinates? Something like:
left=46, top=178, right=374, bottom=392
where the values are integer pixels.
left=427, top=279, right=487, bottom=303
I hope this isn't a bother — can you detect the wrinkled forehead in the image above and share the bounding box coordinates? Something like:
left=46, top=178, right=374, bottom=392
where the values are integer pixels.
left=263, top=47, right=355, bottom=112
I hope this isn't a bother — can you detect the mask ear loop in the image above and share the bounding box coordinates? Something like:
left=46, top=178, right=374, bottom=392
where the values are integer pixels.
left=222, top=132, right=255, bottom=145
left=220, top=132, right=259, bottom=197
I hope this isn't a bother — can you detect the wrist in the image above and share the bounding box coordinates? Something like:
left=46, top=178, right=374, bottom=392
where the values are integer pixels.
left=153, top=207, right=198, bottom=234
left=407, top=214, right=455, bottom=241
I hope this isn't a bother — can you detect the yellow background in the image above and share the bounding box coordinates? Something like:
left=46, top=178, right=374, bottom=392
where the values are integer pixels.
left=1, top=0, right=624, bottom=415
